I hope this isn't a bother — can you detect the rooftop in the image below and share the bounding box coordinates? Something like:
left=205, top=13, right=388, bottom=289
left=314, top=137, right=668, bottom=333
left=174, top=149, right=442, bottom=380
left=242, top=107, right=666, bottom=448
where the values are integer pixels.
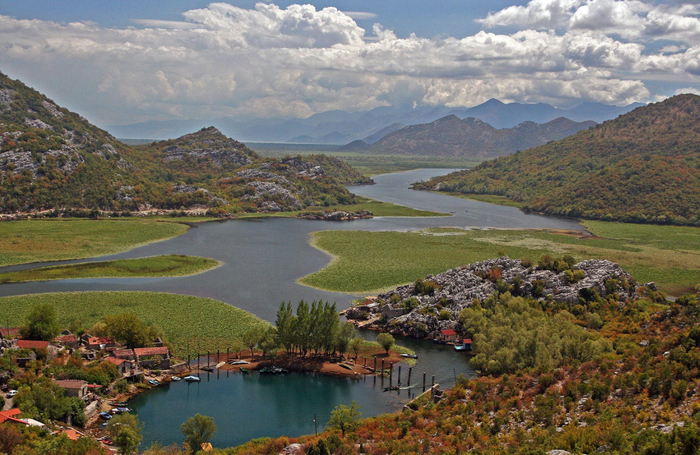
left=134, top=346, right=169, bottom=357
left=53, top=379, right=88, bottom=390
left=16, top=340, right=50, bottom=350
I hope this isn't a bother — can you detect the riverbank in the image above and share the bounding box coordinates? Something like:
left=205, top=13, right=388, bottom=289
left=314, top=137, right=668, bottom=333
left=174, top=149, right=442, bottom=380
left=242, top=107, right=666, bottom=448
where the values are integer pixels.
left=0, top=255, right=220, bottom=283
left=301, top=222, right=700, bottom=295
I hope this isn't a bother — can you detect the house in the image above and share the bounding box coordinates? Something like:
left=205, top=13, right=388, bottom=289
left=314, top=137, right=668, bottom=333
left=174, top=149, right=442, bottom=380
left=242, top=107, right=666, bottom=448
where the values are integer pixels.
left=113, top=349, right=136, bottom=361
left=134, top=346, right=171, bottom=370
left=381, top=306, right=410, bottom=319
left=16, top=340, right=50, bottom=350
left=0, top=328, right=20, bottom=340
left=462, top=339, right=473, bottom=351
left=61, top=428, right=82, bottom=441
left=86, top=336, right=116, bottom=351
left=53, top=379, right=89, bottom=399
left=0, top=409, right=24, bottom=425
left=104, top=357, right=137, bottom=377
left=439, top=329, right=459, bottom=343
left=54, top=334, right=80, bottom=350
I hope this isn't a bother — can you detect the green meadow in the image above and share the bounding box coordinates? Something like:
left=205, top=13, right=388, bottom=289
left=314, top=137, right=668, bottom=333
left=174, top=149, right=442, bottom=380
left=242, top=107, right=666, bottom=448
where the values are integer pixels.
left=0, top=291, right=268, bottom=358
left=0, top=218, right=190, bottom=267
left=0, top=255, right=219, bottom=283
left=301, top=221, right=700, bottom=295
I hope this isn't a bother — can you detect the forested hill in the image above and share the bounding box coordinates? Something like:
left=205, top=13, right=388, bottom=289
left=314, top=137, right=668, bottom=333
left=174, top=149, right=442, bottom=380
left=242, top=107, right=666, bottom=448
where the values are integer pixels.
left=346, top=115, right=595, bottom=158
left=0, top=72, right=370, bottom=215
left=416, top=94, right=700, bottom=226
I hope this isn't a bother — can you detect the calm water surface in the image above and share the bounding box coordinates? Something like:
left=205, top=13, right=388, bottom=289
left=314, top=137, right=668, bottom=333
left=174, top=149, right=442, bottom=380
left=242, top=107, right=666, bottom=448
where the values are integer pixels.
left=0, top=169, right=583, bottom=447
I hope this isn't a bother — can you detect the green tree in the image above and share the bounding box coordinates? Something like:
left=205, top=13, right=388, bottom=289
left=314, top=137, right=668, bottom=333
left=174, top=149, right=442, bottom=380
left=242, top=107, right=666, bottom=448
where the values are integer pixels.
left=275, top=301, right=296, bottom=354
left=376, top=333, right=395, bottom=355
left=241, top=326, right=263, bottom=359
left=327, top=401, right=362, bottom=437
left=258, top=326, right=279, bottom=358
left=181, top=414, right=217, bottom=454
left=335, top=322, right=355, bottom=358
left=107, top=413, right=143, bottom=455
left=104, top=313, right=150, bottom=349
left=349, top=337, right=365, bottom=361
left=22, top=303, right=60, bottom=341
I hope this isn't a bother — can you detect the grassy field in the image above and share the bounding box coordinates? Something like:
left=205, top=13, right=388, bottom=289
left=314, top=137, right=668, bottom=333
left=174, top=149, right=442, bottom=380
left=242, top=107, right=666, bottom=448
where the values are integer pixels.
left=300, top=221, right=700, bottom=295
left=0, top=255, right=219, bottom=283
left=0, top=291, right=268, bottom=357
left=0, top=218, right=191, bottom=267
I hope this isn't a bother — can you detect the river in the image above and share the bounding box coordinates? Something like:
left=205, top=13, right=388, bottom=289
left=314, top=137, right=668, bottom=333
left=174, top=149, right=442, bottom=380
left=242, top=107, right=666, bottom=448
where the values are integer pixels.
left=0, top=169, right=584, bottom=448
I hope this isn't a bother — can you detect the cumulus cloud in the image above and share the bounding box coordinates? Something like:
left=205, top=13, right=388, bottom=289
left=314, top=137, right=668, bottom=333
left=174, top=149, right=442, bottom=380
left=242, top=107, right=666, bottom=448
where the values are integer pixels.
left=0, top=2, right=698, bottom=125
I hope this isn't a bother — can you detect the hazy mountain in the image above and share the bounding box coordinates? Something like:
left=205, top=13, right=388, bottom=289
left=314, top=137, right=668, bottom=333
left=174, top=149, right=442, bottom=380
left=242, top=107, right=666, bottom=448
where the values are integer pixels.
left=107, top=99, right=642, bottom=143
left=360, top=115, right=596, bottom=158
left=417, top=95, right=700, bottom=225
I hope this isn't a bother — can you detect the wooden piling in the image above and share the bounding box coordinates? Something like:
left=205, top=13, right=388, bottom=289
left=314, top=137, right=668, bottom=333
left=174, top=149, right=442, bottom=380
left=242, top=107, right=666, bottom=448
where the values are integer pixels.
left=398, top=365, right=402, bottom=384
left=423, top=372, right=426, bottom=391
left=408, top=367, right=412, bottom=385
left=431, top=375, right=435, bottom=387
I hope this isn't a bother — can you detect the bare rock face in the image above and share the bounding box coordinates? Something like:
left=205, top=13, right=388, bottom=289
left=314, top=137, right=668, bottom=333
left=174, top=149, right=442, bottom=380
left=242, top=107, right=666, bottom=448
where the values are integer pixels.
left=41, top=100, right=64, bottom=118
left=236, top=169, right=289, bottom=183
left=260, top=156, right=325, bottom=179
left=296, top=210, right=373, bottom=221
left=349, top=257, right=639, bottom=339
left=171, top=184, right=228, bottom=206
left=0, top=88, right=15, bottom=109
left=240, top=181, right=302, bottom=209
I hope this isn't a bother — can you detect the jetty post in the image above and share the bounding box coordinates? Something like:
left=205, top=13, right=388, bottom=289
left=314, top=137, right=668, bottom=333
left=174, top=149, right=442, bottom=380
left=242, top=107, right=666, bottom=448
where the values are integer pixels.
left=398, top=365, right=402, bottom=384
left=227, top=347, right=229, bottom=360
left=217, top=349, right=220, bottom=362
left=423, top=372, right=426, bottom=391
left=408, top=367, right=412, bottom=385
left=207, top=351, right=210, bottom=368
left=381, top=358, right=384, bottom=372
left=431, top=375, right=435, bottom=387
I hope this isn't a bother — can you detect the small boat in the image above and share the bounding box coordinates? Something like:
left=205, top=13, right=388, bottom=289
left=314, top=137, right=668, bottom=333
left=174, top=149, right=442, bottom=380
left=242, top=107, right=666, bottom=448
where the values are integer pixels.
left=339, top=364, right=353, bottom=370
left=383, top=385, right=400, bottom=392
left=240, top=367, right=249, bottom=373
left=229, top=360, right=249, bottom=365
left=171, top=376, right=182, bottom=381
left=201, top=366, right=215, bottom=372
left=259, top=366, right=271, bottom=374
left=400, top=354, right=418, bottom=359
left=454, top=345, right=466, bottom=351
left=99, top=412, right=112, bottom=420
left=109, top=401, right=128, bottom=407
left=183, top=375, right=201, bottom=382
left=148, top=379, right=161, bottom=386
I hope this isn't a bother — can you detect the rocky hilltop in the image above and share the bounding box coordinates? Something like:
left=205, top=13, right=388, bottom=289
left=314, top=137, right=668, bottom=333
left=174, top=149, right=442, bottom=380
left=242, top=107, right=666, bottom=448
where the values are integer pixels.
left=347, top=257, right=644, bottom=339
left=0, top=72, right=371, bottom=215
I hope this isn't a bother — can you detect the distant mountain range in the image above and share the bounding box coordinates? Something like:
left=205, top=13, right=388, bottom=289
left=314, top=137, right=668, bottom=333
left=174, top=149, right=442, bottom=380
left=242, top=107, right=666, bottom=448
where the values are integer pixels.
left=106, top=99, right=643, bottom=143
left=0, top=72, right=369, bottom=215
left=340, top=116, right=596, bottom=159
left=416, top=94, right=700, bottom=226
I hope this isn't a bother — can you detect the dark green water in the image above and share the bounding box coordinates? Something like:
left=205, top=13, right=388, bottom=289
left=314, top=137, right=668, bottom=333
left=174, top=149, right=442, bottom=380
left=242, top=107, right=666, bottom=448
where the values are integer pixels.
left=132, top=371, right=408, bottom=448
left=130, top=331, right=476, bottom=449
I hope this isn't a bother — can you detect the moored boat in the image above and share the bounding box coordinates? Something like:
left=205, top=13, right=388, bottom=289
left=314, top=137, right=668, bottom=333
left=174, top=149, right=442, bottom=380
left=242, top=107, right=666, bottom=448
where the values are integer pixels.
left=183, top=375, right=201, bottom=382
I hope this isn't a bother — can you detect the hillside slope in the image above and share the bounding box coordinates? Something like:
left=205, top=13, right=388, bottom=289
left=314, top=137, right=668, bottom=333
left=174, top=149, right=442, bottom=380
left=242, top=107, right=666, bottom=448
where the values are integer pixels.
left=361, top=115, right=595, bottom=158
left=416, top=95, right=700, bottom=225
left=0, top=72, right=370, bottom=215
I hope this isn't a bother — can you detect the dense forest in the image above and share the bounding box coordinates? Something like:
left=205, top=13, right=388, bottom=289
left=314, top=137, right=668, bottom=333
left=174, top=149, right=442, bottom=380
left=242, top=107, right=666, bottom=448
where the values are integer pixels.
left=0, top=72, right=370, bottom=215
left=416, top=95, right=700, bottom=226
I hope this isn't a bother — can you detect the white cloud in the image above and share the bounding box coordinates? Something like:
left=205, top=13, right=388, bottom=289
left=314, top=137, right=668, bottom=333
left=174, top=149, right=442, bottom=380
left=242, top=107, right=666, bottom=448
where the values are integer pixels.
left=342, top=11, right=377, bottom=20
left=676, top=87, right=700, bottom=96
left=0, top=2, right=698, bottom=125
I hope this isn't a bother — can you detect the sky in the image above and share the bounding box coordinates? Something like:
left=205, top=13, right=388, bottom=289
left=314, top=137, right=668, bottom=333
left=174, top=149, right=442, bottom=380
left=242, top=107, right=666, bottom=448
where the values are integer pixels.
left=1, top=0, right=699, bottom=127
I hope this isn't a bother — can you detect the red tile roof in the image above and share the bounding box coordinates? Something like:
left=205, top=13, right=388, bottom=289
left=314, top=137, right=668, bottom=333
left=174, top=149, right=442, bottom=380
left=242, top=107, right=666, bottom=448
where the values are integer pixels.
left=464, top=339, right=472, bottom=344
left=104, top=357, right=127, bottom=366
left=88, top=336, right=114, bottom=345
left=16, top=340, right=50, bottom=350
left=63, top=429, right=81, bottom=441
left=52, top=379, right=87, bottom=390
left=440, top=329, right=457, bottom=336
left=0, top=409, right=22, bottom=424
left=0, top=328, right=20, bottom=338
left=134, top=347, right=169, bottom=357
left=114, top=349, right=134, bottom=359
left=55, top=335, right=78, bottom=343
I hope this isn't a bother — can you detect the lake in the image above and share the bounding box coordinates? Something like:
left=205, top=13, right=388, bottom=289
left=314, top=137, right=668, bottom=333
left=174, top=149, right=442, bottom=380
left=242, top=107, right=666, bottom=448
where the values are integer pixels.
left=0, top=169, right=583, bottom=447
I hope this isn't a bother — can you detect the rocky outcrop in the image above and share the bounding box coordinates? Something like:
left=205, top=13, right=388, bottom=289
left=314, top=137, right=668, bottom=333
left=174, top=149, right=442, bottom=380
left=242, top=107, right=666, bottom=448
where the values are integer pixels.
left=260, top=156, right=324, bottom=179
left=240, top=181, right=301, bottom=210
left=171, top=184, right=228, bottom=206
left=347, top=257, right=640, bottom=339
left=162, top=127, right=255, bottom=167
left=296, top=210, right=373, bottom=221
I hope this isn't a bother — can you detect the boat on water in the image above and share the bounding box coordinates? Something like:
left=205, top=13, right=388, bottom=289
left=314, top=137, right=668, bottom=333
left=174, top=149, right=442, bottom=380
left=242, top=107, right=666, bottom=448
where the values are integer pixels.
left=109, top=401, right=128, bottom=407
left=148, top=379, right=161, bottom=386
left=239, top=367, right=249, bottom=373
left=400, top=354, right=418, bottom=359
left=183, top=375, right=201, bottom=382
left=201, top=366, right=215, bottom=372
left=383, top=385, right=400, bottom=392
left=171, top=376, right=182, bottom=381
left=229, top=360, right=249, bottom=365
left=339, top=364, right=353, bottom=370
